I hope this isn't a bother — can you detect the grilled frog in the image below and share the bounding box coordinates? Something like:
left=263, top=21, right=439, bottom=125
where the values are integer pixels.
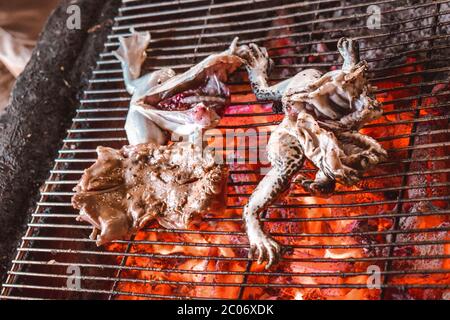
left=114, top=30, right=244, bottom=145
left=237, top=38, right=387, bottom=268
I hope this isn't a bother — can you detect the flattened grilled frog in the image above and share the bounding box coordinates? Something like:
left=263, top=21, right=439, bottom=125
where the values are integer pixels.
left=113, top=30, right=244, bottom=145
left=237, top=38, right=388, bottom=268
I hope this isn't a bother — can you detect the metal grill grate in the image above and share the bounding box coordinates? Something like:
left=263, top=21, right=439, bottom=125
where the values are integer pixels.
left=1, top=0, right=449, bottom=300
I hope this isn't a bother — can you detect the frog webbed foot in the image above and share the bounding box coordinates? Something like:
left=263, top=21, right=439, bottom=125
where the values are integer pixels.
left=113, top=30, right=151, bottom=79
left=338, top=37, right=360, bottom=71
left=237, top=43, right=283, bottom=101
left=247, top=226, right=282, bottom=269
left=238, top=43, right=273, bottom=75
left=113, top=30, right=153, bottom=95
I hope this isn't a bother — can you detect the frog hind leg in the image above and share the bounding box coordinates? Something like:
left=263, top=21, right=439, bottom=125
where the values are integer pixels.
left=243, top=127, right=304, bottom=268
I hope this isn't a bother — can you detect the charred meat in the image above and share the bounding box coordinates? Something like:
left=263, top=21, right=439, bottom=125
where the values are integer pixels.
left=237, top=38, right=387, bottom=268
left=72, top=143, right=228, bottom=245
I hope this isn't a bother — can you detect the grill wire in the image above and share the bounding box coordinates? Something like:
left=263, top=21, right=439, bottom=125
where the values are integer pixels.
left=1, top=0, right=449, bottom=300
